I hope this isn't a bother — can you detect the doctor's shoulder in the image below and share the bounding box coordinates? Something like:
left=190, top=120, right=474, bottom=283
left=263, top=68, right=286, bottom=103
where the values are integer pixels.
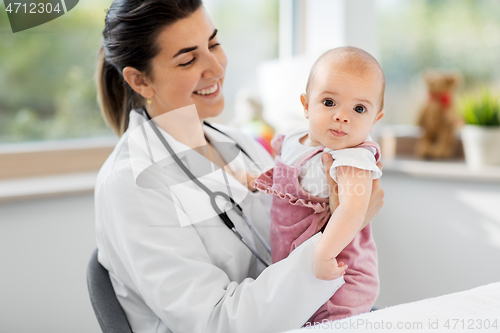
left=94, top=131, right=152, bottom=201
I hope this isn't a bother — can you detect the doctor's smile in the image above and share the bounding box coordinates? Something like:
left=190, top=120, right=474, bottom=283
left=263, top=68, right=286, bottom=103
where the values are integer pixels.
left=193, top=81, right=220, bottom=97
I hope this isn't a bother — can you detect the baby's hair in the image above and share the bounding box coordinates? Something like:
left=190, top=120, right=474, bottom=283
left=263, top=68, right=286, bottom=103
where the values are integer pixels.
left=305, top=46, right=385, bottom=111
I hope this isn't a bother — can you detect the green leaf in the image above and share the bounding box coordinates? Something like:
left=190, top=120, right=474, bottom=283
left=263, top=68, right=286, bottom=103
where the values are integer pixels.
left=458, top=89, right=500, bottom=126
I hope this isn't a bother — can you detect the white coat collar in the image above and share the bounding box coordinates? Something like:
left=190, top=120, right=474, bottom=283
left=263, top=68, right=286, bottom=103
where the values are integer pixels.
left=126, top=108, right=245, bottom=188
left=127, top=108, right=253, bottom=229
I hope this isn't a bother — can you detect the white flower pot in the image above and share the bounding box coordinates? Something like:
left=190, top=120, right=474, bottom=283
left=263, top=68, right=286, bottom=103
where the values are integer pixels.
left=461, top=125, right=500, bottom=168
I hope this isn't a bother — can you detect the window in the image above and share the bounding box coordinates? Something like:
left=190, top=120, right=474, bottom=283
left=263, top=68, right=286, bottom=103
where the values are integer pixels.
left=377, top=0, right=500, bottom=124
left=0, top=0, right=115, bottom=143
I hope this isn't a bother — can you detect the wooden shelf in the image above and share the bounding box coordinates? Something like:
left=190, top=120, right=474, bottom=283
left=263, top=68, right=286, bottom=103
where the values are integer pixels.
left=377, top=125, right=500, bottom=182
left=382, top=157, right=500, bottom=182
left=0, top=172, right=98, bottom=203
left=0, top=137, right=117, bottom=180
left=378, top=124, right=464, bottom=160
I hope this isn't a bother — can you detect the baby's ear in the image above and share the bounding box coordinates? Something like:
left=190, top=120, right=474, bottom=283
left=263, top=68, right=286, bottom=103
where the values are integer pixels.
left=373, top=109, right=385, bottom=124
left=300, top=93, right=309, bottom=118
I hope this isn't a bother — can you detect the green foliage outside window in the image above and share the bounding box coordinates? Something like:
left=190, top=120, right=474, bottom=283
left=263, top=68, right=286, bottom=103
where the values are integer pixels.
left=379, top=0, right=500, bottom=89
left=0, top=0, right=113, bottom=142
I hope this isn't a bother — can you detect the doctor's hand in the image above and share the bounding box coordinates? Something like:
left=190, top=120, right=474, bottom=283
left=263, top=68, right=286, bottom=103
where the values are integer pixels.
left=233, top=170, right=260, bottom=192
left=322, top=154, right=385, bottom=230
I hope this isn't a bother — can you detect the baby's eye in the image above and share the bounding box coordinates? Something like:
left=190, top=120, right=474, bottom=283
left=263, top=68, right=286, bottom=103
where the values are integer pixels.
left=354, top=105, right=366, bottom=113
left=323, top=99, right=335, bottom=107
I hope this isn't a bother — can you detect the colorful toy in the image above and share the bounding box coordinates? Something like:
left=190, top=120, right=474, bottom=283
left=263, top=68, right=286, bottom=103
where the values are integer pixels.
left=231, top=90, right=276, bottom=157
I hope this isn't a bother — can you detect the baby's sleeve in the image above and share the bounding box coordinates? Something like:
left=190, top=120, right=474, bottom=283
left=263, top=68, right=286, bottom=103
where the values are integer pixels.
left=324, top=147, right=382, bottom=183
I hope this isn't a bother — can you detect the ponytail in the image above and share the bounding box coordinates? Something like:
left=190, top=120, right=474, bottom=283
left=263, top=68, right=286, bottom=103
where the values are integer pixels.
left=96, top=46, right=142, bottom=137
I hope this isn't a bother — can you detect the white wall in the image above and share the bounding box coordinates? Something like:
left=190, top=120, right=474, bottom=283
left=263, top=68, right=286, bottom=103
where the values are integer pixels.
left=305, top=0, right=379, bottom=60
left=0, top=194, right=100, bottom=333
left=372, top=171, right=500, bottom=307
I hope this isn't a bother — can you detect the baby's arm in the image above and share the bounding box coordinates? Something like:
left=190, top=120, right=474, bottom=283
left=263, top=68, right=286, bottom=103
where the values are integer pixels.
left=313, top=165, right=373, bottom=281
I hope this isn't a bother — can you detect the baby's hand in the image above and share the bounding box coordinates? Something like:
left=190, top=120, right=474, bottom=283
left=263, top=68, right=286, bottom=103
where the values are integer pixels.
left=313, top=250, right=347, bottom=281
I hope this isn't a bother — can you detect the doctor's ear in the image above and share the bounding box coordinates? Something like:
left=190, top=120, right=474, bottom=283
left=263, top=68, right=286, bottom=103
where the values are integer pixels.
left=300, top=93, right=309, bottom=119
left=123, top=66, right=154, bottom=100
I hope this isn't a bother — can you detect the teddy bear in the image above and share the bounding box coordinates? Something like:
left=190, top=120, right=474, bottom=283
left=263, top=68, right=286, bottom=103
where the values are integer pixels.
left=415, top=70, right=462, bottom=159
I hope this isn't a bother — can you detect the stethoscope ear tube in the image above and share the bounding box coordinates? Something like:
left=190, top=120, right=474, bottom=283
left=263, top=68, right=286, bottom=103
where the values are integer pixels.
left=139, top=107, right=271, bottom=267
left=239, top=210, right=272, bottom=253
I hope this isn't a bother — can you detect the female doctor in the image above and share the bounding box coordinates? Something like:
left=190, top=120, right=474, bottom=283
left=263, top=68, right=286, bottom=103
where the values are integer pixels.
left=94, top=0, right=385, bottom=332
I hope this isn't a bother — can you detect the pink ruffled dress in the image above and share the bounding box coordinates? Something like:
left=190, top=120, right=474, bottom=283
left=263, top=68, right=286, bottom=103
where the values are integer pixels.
left=254, top=134, right=380, bottom=324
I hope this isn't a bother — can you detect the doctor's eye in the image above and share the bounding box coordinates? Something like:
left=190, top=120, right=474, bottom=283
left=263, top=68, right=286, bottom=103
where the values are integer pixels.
left=323, top=99, right=335, bottom=107
left=179, top=57, right=195, bottom=67
left=354, top=105, right=366, bottom=113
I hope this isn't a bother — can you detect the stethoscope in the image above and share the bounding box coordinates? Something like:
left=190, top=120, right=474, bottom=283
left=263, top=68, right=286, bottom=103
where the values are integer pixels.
left=139, top=106, right=272, bottom=267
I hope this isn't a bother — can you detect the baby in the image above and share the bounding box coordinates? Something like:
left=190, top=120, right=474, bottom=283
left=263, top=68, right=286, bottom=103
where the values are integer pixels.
left=254, top=46, right=385, bottom=324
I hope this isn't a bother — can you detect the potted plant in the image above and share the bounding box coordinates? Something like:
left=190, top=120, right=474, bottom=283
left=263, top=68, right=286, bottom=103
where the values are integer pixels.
left=459, top=89, right=500, bottom=168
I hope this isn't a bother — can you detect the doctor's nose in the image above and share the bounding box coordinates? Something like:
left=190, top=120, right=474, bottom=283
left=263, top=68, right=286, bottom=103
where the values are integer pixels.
left=202, top=52, right=226, bottom=80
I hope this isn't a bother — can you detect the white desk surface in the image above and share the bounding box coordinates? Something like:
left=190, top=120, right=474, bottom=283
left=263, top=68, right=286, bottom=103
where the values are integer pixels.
left=284, top=282, right=500, bottom=332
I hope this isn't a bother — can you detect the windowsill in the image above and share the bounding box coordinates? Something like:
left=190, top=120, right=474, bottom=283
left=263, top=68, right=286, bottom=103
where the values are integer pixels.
left=0, top=136, right=116, bottom=180
left=0, top=172, right=98, bottom=203
left=0, top=137, right=116, bottom=202
left=382, top=157, right=500, bottom=182
left=0, top=136, right=117, bottom=154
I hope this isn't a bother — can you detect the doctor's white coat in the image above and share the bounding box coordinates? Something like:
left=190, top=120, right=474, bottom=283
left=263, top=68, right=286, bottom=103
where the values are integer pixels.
left=94, top=109, right=344, bottom=333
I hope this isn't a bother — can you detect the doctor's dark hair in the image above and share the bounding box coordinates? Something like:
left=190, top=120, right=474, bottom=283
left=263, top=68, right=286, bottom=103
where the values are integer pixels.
left=96, top=0, right=202, bottom=136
